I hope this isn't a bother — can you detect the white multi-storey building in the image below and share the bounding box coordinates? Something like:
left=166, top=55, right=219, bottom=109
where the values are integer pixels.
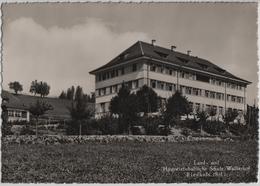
left=90, top=41, right=251, bottom=118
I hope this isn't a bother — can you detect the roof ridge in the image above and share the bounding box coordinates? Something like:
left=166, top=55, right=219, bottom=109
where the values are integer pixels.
left=138, top=41, right=144, bottom=56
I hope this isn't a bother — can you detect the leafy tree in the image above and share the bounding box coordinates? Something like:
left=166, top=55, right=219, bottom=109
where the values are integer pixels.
left=29, top=100, right=53, bottom=137
left=1, top=105, right=12, bottom=137
left=29, top=80, right=50, bottom=97
left=223, top=109, right=239, bottom=133
left=208, top=106, right=217, bottom=121
left=246, top=105, right=259, bottom=139
left=164, top=91, right=190, bottom=125
left=59, top=91, right=67, bottom=99
left=109, top=83, right=139, bottom=133
left=196, top=110, right=209, bottom=133
left=29, top=80, right=38, bottom=96
left=8, top=81, right=23, bottom=95
left=136, top=85, right=159, bottom=114
left=224, top=109, right=238, bottom=125
left=66, top=86, right=75, bottom=100
left=68, top=86, right=94, bottom=136
left=38, top=81, right=50, bottom=97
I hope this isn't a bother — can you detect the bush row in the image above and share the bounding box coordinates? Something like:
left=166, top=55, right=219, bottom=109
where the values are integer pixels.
left=2, top=135, right=232, bottom=145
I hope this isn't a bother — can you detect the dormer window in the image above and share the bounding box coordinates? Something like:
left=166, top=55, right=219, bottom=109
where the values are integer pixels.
left=196, top=62, right=208, bottom=70
left=214, top=67, right=225, bottom=73
left=154, top=51, right=169, bottom=58
left=177, top=57, right=189, bottom=64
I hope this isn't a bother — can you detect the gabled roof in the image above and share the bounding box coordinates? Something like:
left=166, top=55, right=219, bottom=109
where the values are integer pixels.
left=89, top=41, right=251, bottom=84
left=1, top=90, right=95, bottom=120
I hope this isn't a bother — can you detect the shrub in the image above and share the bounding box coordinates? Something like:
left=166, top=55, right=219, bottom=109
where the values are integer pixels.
left=131, top=126, right=146, bottom=135
left=8, top=120, right=29, bottom=126
left=136, top=116, right=171, bottom=136
left=202, top=121, right=226, bottom=135
left=20, top=125, right=35, bottom=135
left=66, top=116, right=121, bottom=135
left=181, top=128, right=190, bottom=137
left=229, top=123, right=248, bottom=136
left=2, top=122, right=13, bottom=136
left=157, top=125, right=171, bottom=136
left=177, top=119, right=200, bottom=131
left=94, top=116, right=120, bottom=135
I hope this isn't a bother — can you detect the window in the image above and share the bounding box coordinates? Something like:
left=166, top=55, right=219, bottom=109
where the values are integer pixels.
left=189, top=102, right=194, bottom=111
left=15, top=111, right=22, bottom=117
left=132, top=64, right=137, bottom=72
left=210, top=92, right=216, bottom=99
left=132, top=80, right=139, bottom=89
left=111, top=70, right=115, bottom=78
left=189, top=73, right=194, bottom=80
left=219, top=107, right=224, bottom=115
left=112, top=85, right=118, bottom=93
left=166, top=83, right=173, bottom=91
left=185, top=87, right=192, bottom=95
left=227, top=83, right=231, bottom=88
left=193, top=88, right=201, bottom=96
left=98, top=74, right=102, bottom=82
left=102, top=73, right=106, bottom=81
left=158, top=81, right=165, bottom=90
left=110, top=86, right=113, bottom=94
left=180, top=71, right=185, bottom=78
left=121, top=67, right=125, bottom=75
left=195, top=103, right=200, bottom=112
left=8, top=110, right=14, bottom=117
left=227, top=95, right=231, bottom=101
left=184, top=73, right=189, bottom=79
left=212, top=106, right=217, bottom=114
left=157, top=66, right=163, bottom=73
left=22, top=111, right=27, bottom=118
left=216, top=93, right=222, bottom=100
left=101, top=88, right=106, bottom=96
left=100, top=103, right=105, bottom=113
left=216, top=80, right=222, bottom=86
left=151, top=64, right=156, bottom=72
left=160, top=66, right=164, bottom=73
left=106, top=72, right=110, bottom=79
left=115, top=69, right=119, bottom=77
left=231, top=96, right=236, bottom=102
left=205, top=90, right=210, bottom=98
left=211, top=79, right=216, bottom=85
left=151, top=80, right=156, bottom=88
left=127, top=81, right=132, bottom=89
left=206, top=105, right=211, bottom=113
left=169, top=69, right=172, bottom=75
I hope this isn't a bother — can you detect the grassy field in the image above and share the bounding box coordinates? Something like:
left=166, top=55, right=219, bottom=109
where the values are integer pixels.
left=1, top=140, right=258, bottom=183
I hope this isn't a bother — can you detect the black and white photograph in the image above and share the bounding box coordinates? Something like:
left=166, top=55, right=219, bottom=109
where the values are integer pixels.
left=0, top=1, right=259, bottom=183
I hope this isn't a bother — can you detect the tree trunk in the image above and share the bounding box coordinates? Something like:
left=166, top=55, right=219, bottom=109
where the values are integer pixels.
left=79, top=123, right=82, bottom=136
left=36, top=118, right=38, bottom=138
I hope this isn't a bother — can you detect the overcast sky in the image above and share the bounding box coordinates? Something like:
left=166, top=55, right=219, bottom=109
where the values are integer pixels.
left=2, top=3, right=258, bottom=105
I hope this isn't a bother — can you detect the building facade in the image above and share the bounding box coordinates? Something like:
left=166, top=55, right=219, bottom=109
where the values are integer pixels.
left=90, top=41, right=251, bottom=118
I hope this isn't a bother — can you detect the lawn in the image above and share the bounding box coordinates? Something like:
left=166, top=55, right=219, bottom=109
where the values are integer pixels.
left=1, top=140, right=258, bottom=183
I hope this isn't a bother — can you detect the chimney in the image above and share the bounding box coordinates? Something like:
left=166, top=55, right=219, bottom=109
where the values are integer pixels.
left=171, top=45, right=177, bottom=51
left=151, top=39, right=156, bottom=46
left=187, top=50, right=191, bottom=56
